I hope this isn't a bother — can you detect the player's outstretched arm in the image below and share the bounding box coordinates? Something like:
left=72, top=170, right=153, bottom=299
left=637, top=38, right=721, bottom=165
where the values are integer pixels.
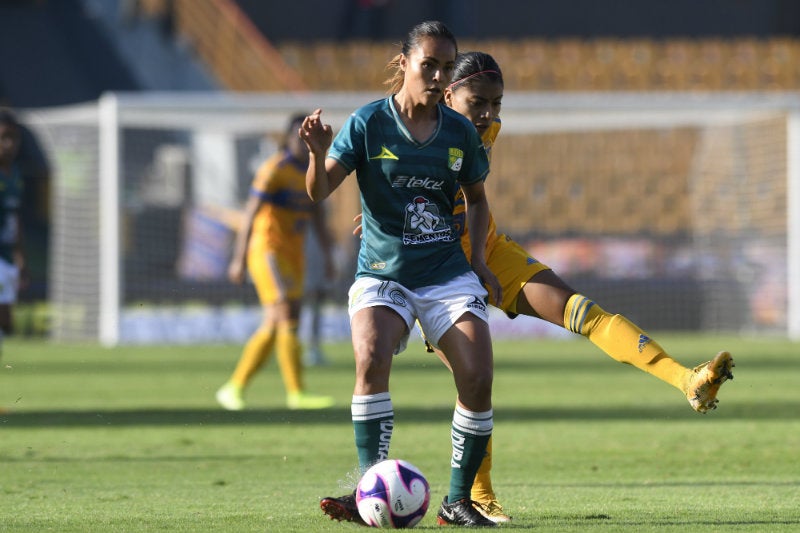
left=300, top=109, right=347, bottom=202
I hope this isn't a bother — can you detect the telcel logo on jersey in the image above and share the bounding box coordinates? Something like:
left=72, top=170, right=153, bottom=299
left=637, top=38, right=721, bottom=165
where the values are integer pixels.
left=391, top=176, right=444, bottom=190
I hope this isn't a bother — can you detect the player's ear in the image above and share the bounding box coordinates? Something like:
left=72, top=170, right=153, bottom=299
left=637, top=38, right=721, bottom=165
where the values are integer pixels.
left=443, top=88, right=454, bottom=106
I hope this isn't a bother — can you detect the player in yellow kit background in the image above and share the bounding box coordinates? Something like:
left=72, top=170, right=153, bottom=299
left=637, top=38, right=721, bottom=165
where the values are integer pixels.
left=216, top=113, right=335, bottom=411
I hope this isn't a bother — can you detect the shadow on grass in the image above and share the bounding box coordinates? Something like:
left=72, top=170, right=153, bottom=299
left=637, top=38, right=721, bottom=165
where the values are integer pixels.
left=1, top=402, right=797, bottom=427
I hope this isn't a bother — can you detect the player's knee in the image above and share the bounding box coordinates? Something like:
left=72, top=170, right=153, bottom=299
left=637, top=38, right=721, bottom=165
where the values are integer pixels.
left=354, top=349, right=391, bottom=384
left=456, top=368, right=493, bottom=401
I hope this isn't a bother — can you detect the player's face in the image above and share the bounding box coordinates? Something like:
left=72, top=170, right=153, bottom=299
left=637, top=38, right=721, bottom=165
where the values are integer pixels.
left=401, top=36, right=456, bottom=106
left=286, top=122, right=309, bottom=165
left=445, top=79, right=503, bottom=137
left=0, top=123, right=20, bottom=166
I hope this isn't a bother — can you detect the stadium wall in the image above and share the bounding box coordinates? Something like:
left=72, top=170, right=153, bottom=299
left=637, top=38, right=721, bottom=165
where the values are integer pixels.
left=234, top=0, right=800, bottom=43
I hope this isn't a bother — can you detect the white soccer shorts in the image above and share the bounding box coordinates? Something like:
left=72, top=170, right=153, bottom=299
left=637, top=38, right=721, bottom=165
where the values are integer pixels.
left=347, top=271, right=489, bottom=355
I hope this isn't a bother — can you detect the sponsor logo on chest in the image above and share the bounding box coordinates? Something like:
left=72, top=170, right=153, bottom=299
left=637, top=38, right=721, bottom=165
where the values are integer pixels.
left=391, top=175, right=445, bottom=190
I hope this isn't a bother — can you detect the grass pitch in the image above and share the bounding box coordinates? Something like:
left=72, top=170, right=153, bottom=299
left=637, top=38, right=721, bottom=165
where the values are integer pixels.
left=1, top=334, right=799, bottom=532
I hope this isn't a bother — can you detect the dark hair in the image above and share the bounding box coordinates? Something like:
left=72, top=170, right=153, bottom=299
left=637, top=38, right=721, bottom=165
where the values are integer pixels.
left=384, top=20, right=458, bottom=94
left=280, top=112, right=307, bottom=149
left=449, top=51, right=503, bottom=91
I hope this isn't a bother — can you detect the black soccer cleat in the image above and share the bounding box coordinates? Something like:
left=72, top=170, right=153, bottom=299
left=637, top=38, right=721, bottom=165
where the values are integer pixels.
left=320, top=491, right=366, bottom=526
left=436, top=496, right=497, bottom=527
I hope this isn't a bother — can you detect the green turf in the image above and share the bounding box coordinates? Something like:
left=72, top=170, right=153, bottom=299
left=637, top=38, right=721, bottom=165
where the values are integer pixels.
left=1, top=334, right=799, bottom=531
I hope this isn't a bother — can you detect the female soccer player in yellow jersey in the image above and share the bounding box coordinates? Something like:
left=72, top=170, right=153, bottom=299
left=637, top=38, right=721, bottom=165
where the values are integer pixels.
left=215, top=113, right=335, bottom=411
left=414, top=51, right=734, bottom=523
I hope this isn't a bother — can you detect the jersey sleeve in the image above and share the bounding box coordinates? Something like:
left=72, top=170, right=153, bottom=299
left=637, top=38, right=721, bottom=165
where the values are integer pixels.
left=327, top=111, right=366, bottom=173
left=250, top=157, right=280, bottom=199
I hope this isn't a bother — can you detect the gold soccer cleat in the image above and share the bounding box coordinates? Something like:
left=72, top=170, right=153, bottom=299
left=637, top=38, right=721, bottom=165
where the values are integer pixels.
left=473, top=498, right=512, bottom=524
left=686, top=351, right=734, bottom=413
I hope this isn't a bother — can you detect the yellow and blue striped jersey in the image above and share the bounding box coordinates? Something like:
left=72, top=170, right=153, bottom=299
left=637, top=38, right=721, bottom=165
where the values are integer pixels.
left=453, top=117, right=501, bottom=261
left=248, top=150, right=313, bottom=258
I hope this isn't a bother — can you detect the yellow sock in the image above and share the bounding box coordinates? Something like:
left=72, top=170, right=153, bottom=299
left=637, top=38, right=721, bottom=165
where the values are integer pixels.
left=471, top=435, right=495, bottom=502
left=564, top=294, right=690, bottom=392
left=230, top=326, right=276, bottom=387
left=276, top=321, right=303, bottom=394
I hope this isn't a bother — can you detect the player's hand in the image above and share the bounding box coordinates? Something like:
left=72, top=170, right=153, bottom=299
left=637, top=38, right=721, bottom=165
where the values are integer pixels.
left=299, top=108, right=333, bottom=156
left=352, top=213, right=363, bottom=238
left=472, top=260, right=502, bottom=308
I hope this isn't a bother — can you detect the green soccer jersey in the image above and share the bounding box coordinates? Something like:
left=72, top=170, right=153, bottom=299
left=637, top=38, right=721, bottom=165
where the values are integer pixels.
left=328, top=97, right=489, bottom=289
left=0, top=164, right=23, bottom=264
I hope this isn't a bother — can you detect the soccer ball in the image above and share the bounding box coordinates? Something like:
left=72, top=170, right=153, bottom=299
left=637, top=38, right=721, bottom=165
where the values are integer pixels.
left=355, top=459, right=431, bottom=528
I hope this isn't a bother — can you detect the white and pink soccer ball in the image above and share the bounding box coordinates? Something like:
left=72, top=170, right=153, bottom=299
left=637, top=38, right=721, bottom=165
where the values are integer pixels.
left=355, top=459, right=431, bottom=528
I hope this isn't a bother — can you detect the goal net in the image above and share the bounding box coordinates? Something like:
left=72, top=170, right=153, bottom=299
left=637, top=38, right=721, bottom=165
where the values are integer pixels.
left=22, top=92, right=800, bottom=345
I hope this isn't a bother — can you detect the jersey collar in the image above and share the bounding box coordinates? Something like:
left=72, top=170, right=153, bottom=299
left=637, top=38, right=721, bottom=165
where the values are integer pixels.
left=388, top=96, right=442, bottom=148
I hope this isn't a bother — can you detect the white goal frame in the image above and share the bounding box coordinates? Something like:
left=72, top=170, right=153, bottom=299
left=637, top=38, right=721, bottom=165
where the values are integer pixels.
left=23, top=91, right=800, bottom=344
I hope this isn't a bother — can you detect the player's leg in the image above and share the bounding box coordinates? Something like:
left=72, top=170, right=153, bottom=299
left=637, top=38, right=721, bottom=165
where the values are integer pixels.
left=274, top=298, right=334, bottom=410
left=463, top=238, right=550, bottom=522
left=429, top=341, right=508, bottom=523
left=0, top=259, right=18, bottom=358
left=215, top=251, right=281, bottom=410
left=349, top=305, right=406, bottom=467
left=515, top=268, right=734, bottom=412
left=470, top=437, right=511, bottom=523
left=321, top=278, right=412, bottom=524
left=419, top=272, right=496, bottom=527
left=303, top=287, right=328, bottom=366
left=256, top=251, right=332, bottom=409
left=215, top=313, right=277, bottom=410
left=302, top=231, right=329, bottom=366
left=436, top=313, right=496, bottom=527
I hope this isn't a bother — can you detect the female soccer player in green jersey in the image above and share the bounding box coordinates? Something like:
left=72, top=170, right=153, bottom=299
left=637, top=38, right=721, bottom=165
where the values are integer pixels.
left=302, top=21, right=502, bottom=527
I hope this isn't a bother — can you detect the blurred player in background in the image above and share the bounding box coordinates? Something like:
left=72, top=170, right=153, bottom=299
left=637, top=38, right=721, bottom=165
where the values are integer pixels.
left=306, top=21, right=502, bottom=528
left=301, top=215, right=332, bottom=367
left=215, top=113, right=335, bottom=411
left=0, top=109, right=27, bottom=357
left=431, top=51, right=734, bottom=522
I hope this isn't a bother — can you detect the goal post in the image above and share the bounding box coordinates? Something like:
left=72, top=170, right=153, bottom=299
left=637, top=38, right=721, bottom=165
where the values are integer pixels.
left=22, top=91, right=800, bottom=344
left=99, top=93, right=121, bottom=347
left=788, top=111, right=800, bottom=340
